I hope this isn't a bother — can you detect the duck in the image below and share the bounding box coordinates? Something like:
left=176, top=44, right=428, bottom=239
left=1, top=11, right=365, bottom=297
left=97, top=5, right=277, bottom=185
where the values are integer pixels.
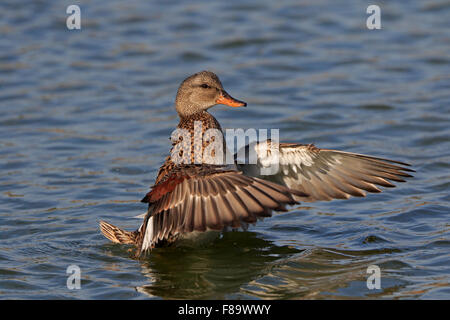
left=100, top=71, right=414, bottom=257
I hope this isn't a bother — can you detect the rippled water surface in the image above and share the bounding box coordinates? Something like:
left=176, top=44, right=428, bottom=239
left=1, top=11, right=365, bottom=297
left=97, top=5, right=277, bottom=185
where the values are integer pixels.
left=1, top=0, right=449, bottom=299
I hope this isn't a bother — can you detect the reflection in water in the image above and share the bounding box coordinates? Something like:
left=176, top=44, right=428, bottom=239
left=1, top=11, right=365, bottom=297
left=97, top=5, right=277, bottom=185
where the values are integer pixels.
left=137, top=231, right=302, bottom=299
left=135, top=230, right=413, bottom=299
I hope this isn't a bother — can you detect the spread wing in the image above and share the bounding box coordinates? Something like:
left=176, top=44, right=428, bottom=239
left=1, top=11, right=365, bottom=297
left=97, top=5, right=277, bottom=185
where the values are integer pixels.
left=139, top=165, right=305, bottom=251
left=235, top=140, right=414, bottom=203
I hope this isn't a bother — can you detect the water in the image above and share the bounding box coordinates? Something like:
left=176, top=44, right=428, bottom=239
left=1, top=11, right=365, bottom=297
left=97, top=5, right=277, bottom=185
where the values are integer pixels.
left=0, top=0, right=449, bottom=299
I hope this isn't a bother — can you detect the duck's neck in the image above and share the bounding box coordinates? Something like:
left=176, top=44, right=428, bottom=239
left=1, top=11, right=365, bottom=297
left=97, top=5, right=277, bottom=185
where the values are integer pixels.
left=177, top=111, right=222, bottom=132
left=166, top=111, right=226, bottom=167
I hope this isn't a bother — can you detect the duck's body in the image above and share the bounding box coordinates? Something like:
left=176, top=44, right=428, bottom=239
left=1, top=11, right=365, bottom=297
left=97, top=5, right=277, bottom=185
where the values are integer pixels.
left=100, top=71, right=414, bottom=257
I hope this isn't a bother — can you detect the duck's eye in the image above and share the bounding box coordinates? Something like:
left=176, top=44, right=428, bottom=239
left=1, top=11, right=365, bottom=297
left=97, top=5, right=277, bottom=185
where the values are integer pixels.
left=200, top=84, right=210, bottom=89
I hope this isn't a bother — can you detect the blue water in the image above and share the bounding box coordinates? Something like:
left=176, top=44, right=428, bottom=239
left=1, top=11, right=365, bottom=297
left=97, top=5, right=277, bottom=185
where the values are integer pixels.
left=0, top=0, right=449, bottom=299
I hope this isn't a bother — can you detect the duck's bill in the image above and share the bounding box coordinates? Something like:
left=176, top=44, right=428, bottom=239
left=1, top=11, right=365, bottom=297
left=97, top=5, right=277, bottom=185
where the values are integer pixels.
left=216, top=91, right=247, bottom=107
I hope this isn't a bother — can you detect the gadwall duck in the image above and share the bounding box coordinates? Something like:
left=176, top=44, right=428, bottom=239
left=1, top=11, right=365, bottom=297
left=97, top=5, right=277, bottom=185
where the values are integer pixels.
left=100, top=71, right=413, bottom=257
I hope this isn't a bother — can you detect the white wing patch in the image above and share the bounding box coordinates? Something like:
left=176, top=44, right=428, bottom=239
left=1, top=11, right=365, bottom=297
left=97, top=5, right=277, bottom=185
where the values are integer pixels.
left=280, top=147, right=315, bottom=167
left=141, top=216, right=154, bottom=252
left=250, top=142, right=316, bottom=168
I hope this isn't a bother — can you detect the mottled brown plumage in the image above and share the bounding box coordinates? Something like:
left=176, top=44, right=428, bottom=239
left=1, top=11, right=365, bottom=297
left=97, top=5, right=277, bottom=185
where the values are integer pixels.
left=153, top=110, right=223, bottom=185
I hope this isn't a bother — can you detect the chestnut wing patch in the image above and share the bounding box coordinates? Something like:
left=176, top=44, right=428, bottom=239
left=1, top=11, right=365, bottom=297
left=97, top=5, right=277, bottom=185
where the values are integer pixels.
left=141, top=175, right=187, bottom=203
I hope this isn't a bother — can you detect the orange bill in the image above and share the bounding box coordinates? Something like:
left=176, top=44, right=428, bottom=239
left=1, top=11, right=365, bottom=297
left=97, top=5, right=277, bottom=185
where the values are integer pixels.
left=216, top=91, right=247, bottom=107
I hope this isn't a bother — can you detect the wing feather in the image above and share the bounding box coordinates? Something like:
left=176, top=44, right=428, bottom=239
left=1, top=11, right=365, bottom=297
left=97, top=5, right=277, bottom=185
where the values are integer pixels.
left=236, top=140, right=413, bottom=202
left=138, top=165, right=301, bottom=251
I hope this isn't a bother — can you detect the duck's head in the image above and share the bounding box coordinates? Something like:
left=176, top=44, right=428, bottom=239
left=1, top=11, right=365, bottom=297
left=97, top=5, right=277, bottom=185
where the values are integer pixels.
left=175, top=71, right=246, bottom=117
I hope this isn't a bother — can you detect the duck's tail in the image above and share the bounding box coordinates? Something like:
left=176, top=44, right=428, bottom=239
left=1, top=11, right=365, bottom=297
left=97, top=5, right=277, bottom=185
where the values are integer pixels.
left=99, top=220, right=137, bottom=245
